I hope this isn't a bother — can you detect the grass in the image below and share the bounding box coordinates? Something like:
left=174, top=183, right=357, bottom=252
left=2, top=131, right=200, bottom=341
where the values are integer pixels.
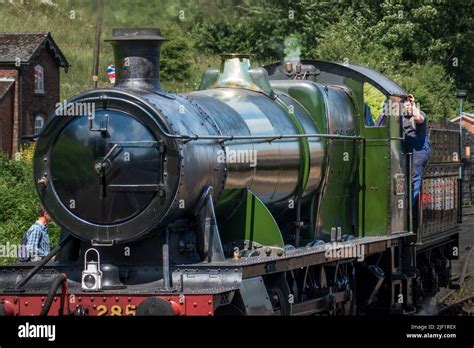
left=0, top=0, right=224, bottom=99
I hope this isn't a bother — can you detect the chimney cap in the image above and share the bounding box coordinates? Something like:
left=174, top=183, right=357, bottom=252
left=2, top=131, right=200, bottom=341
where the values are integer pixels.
left=105, top=28, right=167, bottom=42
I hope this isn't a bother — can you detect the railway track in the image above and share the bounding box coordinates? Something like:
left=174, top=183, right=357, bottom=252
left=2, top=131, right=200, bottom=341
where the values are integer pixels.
left=436, top=209, right=474, bottom=315
left=438, top=294, right=474, bottom=315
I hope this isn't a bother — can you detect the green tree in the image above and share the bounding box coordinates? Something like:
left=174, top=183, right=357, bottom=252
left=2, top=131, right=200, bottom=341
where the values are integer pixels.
left=368, top=1, right=474, bottom=102
left=161, top=32, right=194, bottom=82
left=191, top=0, right=473, bottom=118
left=396, top=62, right=457, bottom=120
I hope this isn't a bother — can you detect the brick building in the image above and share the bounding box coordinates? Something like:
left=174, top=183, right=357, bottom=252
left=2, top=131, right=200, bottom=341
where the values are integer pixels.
left=449, top=113, right=474, bottom=204
left=0, top=32, right=69, bottom=157
left=450, top=112, right=474, bottom=134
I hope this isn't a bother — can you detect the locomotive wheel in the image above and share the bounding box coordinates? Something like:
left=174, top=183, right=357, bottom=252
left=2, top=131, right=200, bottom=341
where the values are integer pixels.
left=264, top=273, right=292, bottom=315
left=267, top=287, right=290, bottom=315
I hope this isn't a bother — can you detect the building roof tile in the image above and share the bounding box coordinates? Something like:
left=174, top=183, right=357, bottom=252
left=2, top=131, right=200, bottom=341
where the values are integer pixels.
left=0, top=32, right=69, bottom=71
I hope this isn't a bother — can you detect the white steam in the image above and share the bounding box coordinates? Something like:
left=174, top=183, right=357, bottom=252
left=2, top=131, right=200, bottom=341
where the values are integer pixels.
left=284, top=34, right=302, bottom=66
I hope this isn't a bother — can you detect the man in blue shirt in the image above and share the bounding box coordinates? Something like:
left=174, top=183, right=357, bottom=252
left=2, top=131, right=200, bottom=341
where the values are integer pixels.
left=375, top=95, right=431, bottom=203
left=403, top=94, right=431, bottom=204
left=20, top=206, right=53, bottom=262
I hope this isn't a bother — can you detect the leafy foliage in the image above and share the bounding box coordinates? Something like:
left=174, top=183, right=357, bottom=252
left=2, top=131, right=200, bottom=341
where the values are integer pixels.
left=161, top=32, right=194, bottom=83
left=0, top=147, right=61, bottom=264
left=192, top=0, right=473, bottom=120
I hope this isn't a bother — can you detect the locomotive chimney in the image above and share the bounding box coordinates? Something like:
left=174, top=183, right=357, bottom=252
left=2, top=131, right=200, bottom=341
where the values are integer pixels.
left=105, top=28, right=167, bottom=90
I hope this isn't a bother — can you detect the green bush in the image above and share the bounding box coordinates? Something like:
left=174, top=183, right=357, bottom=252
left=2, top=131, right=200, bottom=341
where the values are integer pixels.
left=0, top=147, right=61, bottom=265
left=161, top=33, right=194, bottom=83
